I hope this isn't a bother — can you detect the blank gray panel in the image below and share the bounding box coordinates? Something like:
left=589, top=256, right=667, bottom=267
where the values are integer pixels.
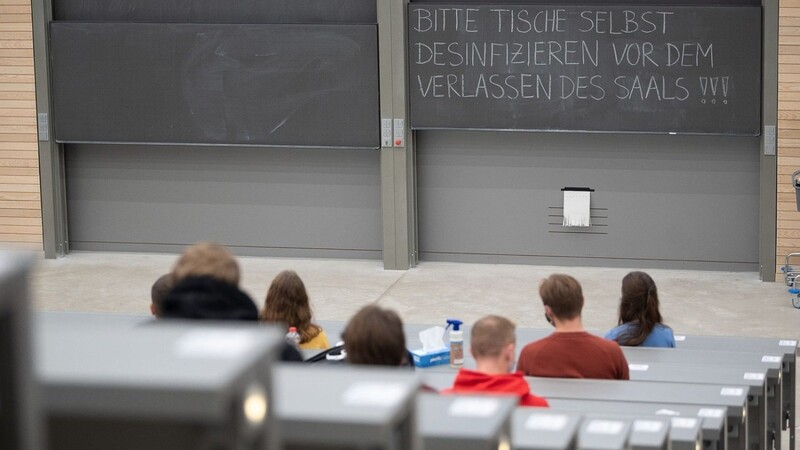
left=66, top=144, right=381, bottom=258
left=417, top=131, right=759, bottom=270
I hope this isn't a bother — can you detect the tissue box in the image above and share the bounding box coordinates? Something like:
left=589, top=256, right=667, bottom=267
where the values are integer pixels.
left=410, top=347, right=450, bottom=368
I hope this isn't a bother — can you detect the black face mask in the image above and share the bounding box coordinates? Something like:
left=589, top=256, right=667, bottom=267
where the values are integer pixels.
left=545, top=313, right=555, bottom=327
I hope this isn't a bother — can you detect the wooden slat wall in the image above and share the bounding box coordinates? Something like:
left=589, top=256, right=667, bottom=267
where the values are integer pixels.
left=780, top=7, right=800, bottom=276
left=0, top=0, right=40, bottom=251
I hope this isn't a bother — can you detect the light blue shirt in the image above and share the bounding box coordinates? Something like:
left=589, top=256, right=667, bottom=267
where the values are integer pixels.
left=605, top=323, right=676, bottom=348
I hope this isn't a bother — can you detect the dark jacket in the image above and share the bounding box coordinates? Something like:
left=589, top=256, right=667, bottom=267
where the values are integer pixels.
left=160, top=276, right=258, bottom=321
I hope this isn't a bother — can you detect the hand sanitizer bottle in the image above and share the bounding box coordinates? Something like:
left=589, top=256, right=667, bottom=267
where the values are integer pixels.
left=446, top=319, right=464, bottom=368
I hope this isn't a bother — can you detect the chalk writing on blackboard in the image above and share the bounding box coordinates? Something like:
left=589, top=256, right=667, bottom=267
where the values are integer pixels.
left=408, top=5, right=761, bottom=135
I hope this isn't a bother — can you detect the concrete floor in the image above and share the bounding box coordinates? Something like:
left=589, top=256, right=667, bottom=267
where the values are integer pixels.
left=29, top=251, right=800, bottom=443
left=32, top=251, right=797, bottom=338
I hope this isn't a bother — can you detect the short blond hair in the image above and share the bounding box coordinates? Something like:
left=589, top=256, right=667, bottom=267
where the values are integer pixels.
left=171, top=242, right=240, bottom=286
left=470, top=315, right=516, bottom=358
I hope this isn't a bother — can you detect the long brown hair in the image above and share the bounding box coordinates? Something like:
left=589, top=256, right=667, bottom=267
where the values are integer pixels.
left=342, top=305, right=408, bottom=366
left=260, top=270, right=322, bottom=344
left=615, top=271, right=664, bottom=346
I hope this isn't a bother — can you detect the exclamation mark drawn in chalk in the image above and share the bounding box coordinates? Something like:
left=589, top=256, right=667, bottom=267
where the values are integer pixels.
left=710, top=77, right=718, bottom=104
left=699, top=77, right=708, bottom=104
left=699, top=77, right=726, bottom=105
left=721, top=77, right=729, bottom=105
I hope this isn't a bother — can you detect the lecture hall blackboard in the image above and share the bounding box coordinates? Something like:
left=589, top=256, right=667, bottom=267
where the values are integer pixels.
left=408, top=4, right=762, bottom=135
left=53, top=0, right=376, bottom=24
left=51, top=22, right=380, bottom=148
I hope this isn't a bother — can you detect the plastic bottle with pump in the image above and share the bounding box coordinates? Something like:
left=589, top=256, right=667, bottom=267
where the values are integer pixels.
left=285, top=326, right=301, bottom=348
left=446, top=319, right=464, bottom=368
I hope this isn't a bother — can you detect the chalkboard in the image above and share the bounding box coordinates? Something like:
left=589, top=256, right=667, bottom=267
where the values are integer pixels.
left=51, top=23, right=380, bottom=148
left=412, top=0, right=760, bottom=5
left=408, top=5, right=761, bottom=135
left=53, top=0, right=377, bottom=24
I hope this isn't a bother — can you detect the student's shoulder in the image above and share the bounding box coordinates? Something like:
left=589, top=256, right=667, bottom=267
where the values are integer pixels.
left=587, top=332, right=626, bottom=353
left=300, top=328, right=331, bottom=350
left=650, top=324, right=676, bottom=346
left=529, top=333, right=559, bottom=346
left=517, top=336, right=554, bottom=372
left=653, top=323, right=674, bottom=336
left=604, top=323, right=627, bottom=340
left=519, top=334, right=556, bottom=355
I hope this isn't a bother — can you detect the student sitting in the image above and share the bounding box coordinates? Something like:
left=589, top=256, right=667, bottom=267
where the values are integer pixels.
left=341, top=305, right=411, bottom=367
left=158, top=242, right=302, bottom=362
left=517, top=274, right=629, bottom=380
left=605, top=271, right=675, bottom=348
left=260, top=270, right=330, bottom=350
left=160, top=242, right=257, bottom=321
left=444, top=315, right=548, bottom=407
left=149, top=273, right=173, bottom=317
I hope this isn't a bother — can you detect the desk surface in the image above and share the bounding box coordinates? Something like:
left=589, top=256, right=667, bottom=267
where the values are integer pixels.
left=675, top=335, right=798, bottom=360
left=419, top=372, right=748, bottom=417
left=578, top=415, right=632, bottom=450
left=36, top=315, right=281, bottom=420
left=626, top=363, right=766, bottom=396
left=512, top=410, right=582, bottom=450
left=274, top=364, right=419, bottom=426
left=417, top=393, right=517, bottom=440
left=316, top=320, right=791, bottom=369
left=622, top=347, right=783, bottom=374
left=546, top=398, right=722, bottom=440
left=597, top=414, right=672, bottom=450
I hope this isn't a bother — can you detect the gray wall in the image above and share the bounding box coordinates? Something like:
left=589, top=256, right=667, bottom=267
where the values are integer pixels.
left=65, top=144, right=382, bottom=258
left=417, top=131, right=760, bottom=271
left=65, top=130, right=760, bottom=270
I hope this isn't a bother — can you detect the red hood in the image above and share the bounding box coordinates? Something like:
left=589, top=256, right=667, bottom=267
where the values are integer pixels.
left=444, top=369, right=549, bottom=407
left=447, top=369, right=530, bottom=395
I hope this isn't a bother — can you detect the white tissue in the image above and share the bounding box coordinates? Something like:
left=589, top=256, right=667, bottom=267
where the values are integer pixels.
left=562, top=190, right=591, bottom=227
left=419, top=326, right=447, bottom=352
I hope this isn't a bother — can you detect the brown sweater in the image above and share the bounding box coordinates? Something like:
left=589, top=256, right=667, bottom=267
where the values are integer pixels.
left=517, top=331, right=630, bottom=380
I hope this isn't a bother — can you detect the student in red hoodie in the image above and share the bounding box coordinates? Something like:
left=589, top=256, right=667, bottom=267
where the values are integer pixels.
left=444, top=315, right=548, bottom=407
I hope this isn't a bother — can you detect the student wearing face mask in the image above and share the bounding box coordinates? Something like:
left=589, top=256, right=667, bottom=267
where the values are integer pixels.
left=442, top=315, right=548, bottom=407
left=517, top=274, right=629, bottom=380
